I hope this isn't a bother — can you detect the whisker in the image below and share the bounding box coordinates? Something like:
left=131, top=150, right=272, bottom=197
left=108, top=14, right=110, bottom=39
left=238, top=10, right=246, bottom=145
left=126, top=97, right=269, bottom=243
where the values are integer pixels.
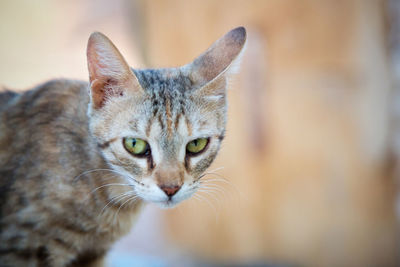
left=90, top=183, right=132, bottom=195
left=192, top=194, right=203, bottom=204
left=199, top=181, right=229, bottom=201
left=201, top=174, right=246, bottom=202
left=74, top=168, right=141, bottom=185
left=198, top=183, right=227, bottom=193
left=195, top=192, right=219, bottom=223
left=206, top=166, right=225, bottom=173
left=198, top=185, right=227, bottom=202
left=201, top=176, right=229, bottom=182
left=98, top=191, right=136, bottom=217
left=113, top=196, right=139, bottom=224
left=73, top=168, right=119, bottom=182
left=196, top=188, right=223, bottom=207
left=201, top=175, right=231, bottom=185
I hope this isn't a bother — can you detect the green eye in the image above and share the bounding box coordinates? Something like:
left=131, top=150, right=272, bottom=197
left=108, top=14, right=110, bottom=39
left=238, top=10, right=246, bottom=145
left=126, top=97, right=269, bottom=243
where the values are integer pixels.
left=186, top=138, right=209, bottom=155
left=123, top=137, right=149, bottom=156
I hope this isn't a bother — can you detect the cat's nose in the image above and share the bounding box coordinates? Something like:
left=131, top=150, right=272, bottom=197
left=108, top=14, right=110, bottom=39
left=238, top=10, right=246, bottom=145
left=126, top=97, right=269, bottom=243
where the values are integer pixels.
left=159, top=185, right=181, bottom=197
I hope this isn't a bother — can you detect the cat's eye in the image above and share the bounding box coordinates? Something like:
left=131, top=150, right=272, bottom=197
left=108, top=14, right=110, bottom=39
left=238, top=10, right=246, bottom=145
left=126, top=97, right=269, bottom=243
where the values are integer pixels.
left=123, top=137, right=150, bottom=156
left=186, top=138, right=209, bottom=155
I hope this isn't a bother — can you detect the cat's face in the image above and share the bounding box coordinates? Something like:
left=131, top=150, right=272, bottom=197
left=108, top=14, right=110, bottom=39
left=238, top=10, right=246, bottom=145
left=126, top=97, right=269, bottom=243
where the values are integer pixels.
left=89, top=77, right=226, bottom=208
left=86, top=28, right=245, bottom=208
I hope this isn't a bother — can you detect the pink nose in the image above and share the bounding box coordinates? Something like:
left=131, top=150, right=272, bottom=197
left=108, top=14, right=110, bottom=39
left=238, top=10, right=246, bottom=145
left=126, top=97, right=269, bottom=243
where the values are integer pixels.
left=160, top=185, right=181, bottom=197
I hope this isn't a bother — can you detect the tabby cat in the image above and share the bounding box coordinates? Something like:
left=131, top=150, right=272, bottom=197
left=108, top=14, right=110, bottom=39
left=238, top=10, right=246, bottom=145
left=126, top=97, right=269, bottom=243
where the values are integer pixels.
left=0, top=27, right=246, bottom=266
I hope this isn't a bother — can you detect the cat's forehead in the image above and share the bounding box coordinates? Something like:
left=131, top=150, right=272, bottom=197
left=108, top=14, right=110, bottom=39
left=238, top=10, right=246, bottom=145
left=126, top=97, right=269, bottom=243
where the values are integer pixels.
left=132, top=68, right=198, bottom=119
left=123, top=68, right=224, bottom=141
left=132, top=68, right=194, bottom=94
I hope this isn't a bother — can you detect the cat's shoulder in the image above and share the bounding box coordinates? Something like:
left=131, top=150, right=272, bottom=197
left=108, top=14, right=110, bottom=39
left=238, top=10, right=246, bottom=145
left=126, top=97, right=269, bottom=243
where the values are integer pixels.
left=27, top=79, right=88, bottom=100
left=1, top=79, right=88, bottom=111
left=1, top=78, right=87, bottom=96
left=0, top=86, right=19, bottom=110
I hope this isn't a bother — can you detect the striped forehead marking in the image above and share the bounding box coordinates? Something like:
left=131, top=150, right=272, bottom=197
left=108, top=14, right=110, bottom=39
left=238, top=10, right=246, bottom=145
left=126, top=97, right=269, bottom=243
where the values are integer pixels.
left=165, top=95, right=173, bottom=138
left=145, top=102, right=193, bottom=138
left=133, top=68, right=198, bottom=139
left=185, top=116, right=192, bottom=136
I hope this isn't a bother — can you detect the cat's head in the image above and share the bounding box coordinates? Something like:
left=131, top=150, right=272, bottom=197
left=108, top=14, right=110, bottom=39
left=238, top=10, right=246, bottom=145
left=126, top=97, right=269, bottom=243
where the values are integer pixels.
left=86, top=27, right=246, bottom=208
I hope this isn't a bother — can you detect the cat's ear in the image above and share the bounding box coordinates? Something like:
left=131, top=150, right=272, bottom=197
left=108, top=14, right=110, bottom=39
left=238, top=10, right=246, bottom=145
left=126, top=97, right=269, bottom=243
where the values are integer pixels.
left=184, top=27, right=246, bottom=98
left=87, top=32, right=143, bottom=109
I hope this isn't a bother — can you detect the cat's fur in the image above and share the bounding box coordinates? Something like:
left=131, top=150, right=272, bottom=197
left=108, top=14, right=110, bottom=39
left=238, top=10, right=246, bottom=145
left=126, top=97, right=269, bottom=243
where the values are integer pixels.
left=0, top=27, right=246, bottom=266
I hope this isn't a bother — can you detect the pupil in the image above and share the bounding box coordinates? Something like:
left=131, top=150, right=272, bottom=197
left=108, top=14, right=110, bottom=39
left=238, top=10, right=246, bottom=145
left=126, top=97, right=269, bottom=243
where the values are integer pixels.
left=194, top=139, right=198, bottom=146
left=132, top=139, right=136, bottom=147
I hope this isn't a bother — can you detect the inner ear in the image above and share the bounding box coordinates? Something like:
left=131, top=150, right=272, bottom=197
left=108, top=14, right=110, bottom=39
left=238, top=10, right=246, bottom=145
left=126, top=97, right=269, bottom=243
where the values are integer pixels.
left=184, top=27, right=247, bottom=89
left=90, top=78, right=125, bottom=109
left=87, top=32, right=143, bottom=109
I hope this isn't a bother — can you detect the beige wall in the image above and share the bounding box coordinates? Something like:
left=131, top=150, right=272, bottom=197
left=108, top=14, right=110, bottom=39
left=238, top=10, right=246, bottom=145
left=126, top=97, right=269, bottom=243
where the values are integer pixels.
left=0, top=0, right=142, bottom=89
left=142, top=1, right=398, bottom=266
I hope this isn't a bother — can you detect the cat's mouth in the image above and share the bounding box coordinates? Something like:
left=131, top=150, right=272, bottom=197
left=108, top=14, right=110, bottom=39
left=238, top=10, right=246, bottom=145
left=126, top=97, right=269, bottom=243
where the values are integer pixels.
left=153, top=199, right=180, bottom=209
left=150, top=191, right=195, bottom=209
left=133, top=181, right=197, bottom=209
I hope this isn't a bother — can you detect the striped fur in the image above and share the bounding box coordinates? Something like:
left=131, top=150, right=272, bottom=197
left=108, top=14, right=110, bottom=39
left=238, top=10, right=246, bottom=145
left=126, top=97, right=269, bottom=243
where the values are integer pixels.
left=0, top=27, right=246, bottom=266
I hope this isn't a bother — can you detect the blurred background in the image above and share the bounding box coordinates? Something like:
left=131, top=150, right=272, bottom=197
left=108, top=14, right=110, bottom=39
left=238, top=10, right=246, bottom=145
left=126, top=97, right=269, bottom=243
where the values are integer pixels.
left=1, top=0, right=399, bottom=266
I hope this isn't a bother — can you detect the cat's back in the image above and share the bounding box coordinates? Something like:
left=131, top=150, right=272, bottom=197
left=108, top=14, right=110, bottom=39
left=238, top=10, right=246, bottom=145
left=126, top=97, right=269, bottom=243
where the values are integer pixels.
left=0, top=79, right=90, bottom=209
left=0, top=79, right=88, bottom=153
left=0, top=78, right=90, bottom=166
left=0, top=79, right=88, bottom=119
left=0, top=79, right=88, bottom=137
left=0, top=79, right=113, bottom=266
left=0, top=78, right=89, bottom=166
left=0, top=87, right=19, bottom=111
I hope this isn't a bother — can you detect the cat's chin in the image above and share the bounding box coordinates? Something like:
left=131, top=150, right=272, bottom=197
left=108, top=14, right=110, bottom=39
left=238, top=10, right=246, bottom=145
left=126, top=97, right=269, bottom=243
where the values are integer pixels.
left=152, top=200, right=181, bottom=209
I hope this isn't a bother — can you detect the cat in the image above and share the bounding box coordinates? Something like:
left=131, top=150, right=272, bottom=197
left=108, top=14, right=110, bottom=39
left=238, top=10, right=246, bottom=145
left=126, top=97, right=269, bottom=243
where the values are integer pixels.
left=0, top=26, right=246, bottom=266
